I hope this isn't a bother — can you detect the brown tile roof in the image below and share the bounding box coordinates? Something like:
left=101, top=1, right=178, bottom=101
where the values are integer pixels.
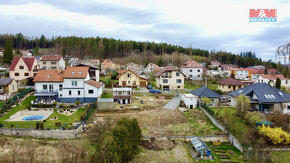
left=261, top=74, right=286, bottom=80
left=10, top=57, right=36, bottom=71
left=101, top=59, right=115, bottom=69
left=218, top=78, right=244, bottom=85
left=33, top=70, right=64, bottom=82
left=117, top=69, right=148, bottom=80
left=268, top=69, right=278, bottom=74
left=181, top=60, right=202, bottom=68
left=86, top=80, right=102, bottom=88
left=251, top=69, right=264, bottom=74
left=155, top=66, right=183, bottom=77
left=63, top=67, right=89, bottom=78
left=211, top=61, right=221, bottom=66
left=39, top=56, right=62, bottom=61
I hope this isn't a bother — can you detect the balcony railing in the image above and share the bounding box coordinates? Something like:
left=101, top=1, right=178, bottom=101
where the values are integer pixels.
left=35, top=89, right=59, bottom=93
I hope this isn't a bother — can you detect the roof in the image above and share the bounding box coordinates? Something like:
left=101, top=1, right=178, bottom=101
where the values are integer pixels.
left=113, top=87, right=132, bottom=91
left=182, top=94, right=197, bottom=98
left=147, top=63, right=159, bottom=68
left=0, top=78, right=13, bottom=86
left=155, top=66, right=183, bottom=77
left=10, top=57, right=36, bottom=71
left=211, top=61, right=221, bottom=66
left=190, top=86, right=221, bottom=98
left=101, top=59, right=116, bottom=69
left=251, top=69, right=264, bottom=74
left=33, top=70, right=64, bottom=82
left=181, top=60, right=203, bottom=68
left=218, top=78, right=244, bottom=86
left=260, top=74, right=286, bottom=80
left=39, top=56, right=62, bottom=61
left=85, top=80, right=102, bottom=88
left=229, top=68, right=253, bottom=71
left=228, top=83, right=290, bottom=103
left=63, top=67, right=89, bottom=78
left=76, top=63, right=100, bottom=70
left=268, top=69, right=278, bottom=74
left=117, top=69, right=148, bottom=80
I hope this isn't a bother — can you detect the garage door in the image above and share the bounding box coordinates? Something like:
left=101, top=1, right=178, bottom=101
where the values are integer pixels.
left=140, top=81, right=147, bottom=87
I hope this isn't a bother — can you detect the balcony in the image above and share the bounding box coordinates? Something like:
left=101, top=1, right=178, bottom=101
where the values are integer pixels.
left=34, top=89, right=58, bottom=96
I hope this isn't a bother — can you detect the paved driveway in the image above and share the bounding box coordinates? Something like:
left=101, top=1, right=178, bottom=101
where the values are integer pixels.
left=163, top=94, right=182, bottom=110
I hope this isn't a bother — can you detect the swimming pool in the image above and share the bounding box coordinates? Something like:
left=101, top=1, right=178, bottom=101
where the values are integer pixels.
left=22, top=115, right=45, bottom=121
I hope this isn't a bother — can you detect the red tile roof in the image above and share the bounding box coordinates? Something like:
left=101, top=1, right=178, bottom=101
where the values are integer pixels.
left=86, top=80, right=102, bottom=88
left=261, top=74, right=286, bottom=80
left=40, top=56, right=62, bottom=61
left=63, top=67, right=89, bottom=78
left=10, top=57, right=36, bottom=71
left=117, top=69, right=148, bottom=80
left=181, top=60, right=202, bottom=68
left=33, top=70, right=64, bottom=82
left=251, top=68, right=264, bottom=74
left=155, top=66, right=184, bottom=77
left=218, top=78, right=244, bottom=85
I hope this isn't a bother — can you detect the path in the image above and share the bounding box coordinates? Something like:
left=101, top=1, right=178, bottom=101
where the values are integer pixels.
left=163, top=94, right=181, bottom=110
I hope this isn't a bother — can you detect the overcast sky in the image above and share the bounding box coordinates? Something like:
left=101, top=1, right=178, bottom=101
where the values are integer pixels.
left=0, top=0, right=289, bottom=61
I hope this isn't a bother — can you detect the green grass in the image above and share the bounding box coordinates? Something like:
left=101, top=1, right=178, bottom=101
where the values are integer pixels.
left=271, top=151, right=290, bottom=163
left=0, top=96, right=86, bottom=129
left=184, top=80, right=218, bottom=91
left=101, top=92, right=113, bottom=98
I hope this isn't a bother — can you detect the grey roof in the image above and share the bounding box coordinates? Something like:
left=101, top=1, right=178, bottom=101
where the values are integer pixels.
left=0, top=78, right=13, bottom=86
left=190, top=86, right=221, bottom=98
left=228, top=83, right=290, bottom=103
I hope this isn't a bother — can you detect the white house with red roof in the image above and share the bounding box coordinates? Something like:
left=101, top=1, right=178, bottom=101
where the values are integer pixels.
left=180, top=60, right=203, bottom=80
left=39, top=55, right=65, bottom=70
left=255, top=74, right=289, bottom=87
left=9, top=57, right=38, bottom=81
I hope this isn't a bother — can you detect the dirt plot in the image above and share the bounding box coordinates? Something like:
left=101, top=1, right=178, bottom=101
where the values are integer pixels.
left=142, top=137, right=176, bottom=150
left=132, top=141, right=192, bottom=163
left=95, top=105, right=222, bottom=137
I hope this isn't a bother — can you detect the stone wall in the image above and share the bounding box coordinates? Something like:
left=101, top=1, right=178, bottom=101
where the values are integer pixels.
left=0, top=128, right=76, bottom=139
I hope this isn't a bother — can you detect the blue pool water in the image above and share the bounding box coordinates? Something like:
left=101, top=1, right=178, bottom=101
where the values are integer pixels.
left=22, top=115, right=45, bottom=121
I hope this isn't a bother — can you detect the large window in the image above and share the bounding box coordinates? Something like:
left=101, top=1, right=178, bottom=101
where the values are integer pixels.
left=24, top=73, right=29, bottom=76
left=59, top=84, right=63, bottom=91
left=176, top=72, right=180, bottom=76
left=133, top=81, right=136, bottom=85
left=43, top=85, right=47, bottom=90
left=88, top=90, right=94, bottom=94
left=72, top=81, right=78, bottom=86
left=163, top=79, right=168, bottom=83
left=51, top=66, right=57, bottom=70
left=43, top=61, right=46, bottom=65
left=189, top=69, right=193, bottom=72
left=15, top=73, right=19, bottom=76
left=51, top=61, right=57, bottom=65
left=176, top=79, right=182, bottom=83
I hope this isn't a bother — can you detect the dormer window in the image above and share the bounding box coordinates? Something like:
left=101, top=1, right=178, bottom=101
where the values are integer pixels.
left=19, top=66, right=24, bottom=69
left=79, top=72, right=82, bottom=74
left=47, top=75, right=50, bottom=79
left=72, top=71, right=75, bottom=74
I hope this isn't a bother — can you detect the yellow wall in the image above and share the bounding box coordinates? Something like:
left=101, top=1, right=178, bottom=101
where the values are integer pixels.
left=118, top=70, right=147, bottom=87
left=218, top=84, right=244, bottom=92
left=8, top=80, right=18, bottom=94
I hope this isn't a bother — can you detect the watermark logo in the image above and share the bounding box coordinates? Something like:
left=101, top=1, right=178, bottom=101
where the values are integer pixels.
left=249, top=9, right=277, bottom=22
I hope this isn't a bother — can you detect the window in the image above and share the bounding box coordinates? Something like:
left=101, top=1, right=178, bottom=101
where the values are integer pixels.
left=189, top=69, right=193, bottom=72
left=60, top=94, right=62, bottom=97
left=51, top=67, right=57, bottom=70
left=72, top=81, right=77, bottom=86
left=43, top=61, right=46, bottom=65
left=176, top=72, right=180, bottom=76
left=176, top=79, right=182, bottom=83
left=198, top=69, right=200, bottom=72
left=24, top=73, right=29, bottom=76
left=59, top=84, right=63, bottom=91
left=19, top=66, right=24, bottom=69
left=78, top=91, right=81, bottom=95
left=43, top=66, right=46, bottom=69
left=12, top=85, right=14, bottom=90
left=49, top=85, right=53, bottom=92
left=127, top=73, right=131, bottom=78
left=43, top=85, right=47, bottom=90
left=228, top=85, right=231, bottom=89
left=286, top=80, right=288, bottom=84
left=128, top=91, right=131, bottom=95
left=177, top=86, right=180, bottom=88
left=163, top=79, right=168, bottom=83
left=128, top=81, right=130, bottom=84
left=88, top=90, right=94, bottom=94
left=133, top=81, right=136, bottom=85
left=197, top=75, right=200, bottom=77
left=69, top=90, right=72, bottom=95
left=15, top=73, right=19, bottom=76
left=189, top=75, right=193, bottom=77
left=51, top=61, right=57, bottom=65
left=33, top=73, right=37, bottom=77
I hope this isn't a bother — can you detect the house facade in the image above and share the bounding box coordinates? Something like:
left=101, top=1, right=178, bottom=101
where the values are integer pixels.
left=117, top=69, right=148, bottom=87
left=101, top=59, right=120, bottom=74
left=0, top=78, right=18, bottom=100
left=155, top=66, right=185, bottom=90
left=182, top=94, right=198, bottom=109
left=229, top=68, right=252, bottom=80
left=180, top=60, right=203, bottom=80
left=39, top=56, right=65, bottom=70
left=113, top=87, right=132, bottom=104
left=255, top=74, right=289, bottom=87
left=190, top=86, right=221, bottom=107
left=228, top=83, right=290, bottom=114
left=33, top=67, right=103, bottom=103
left=9, top=57, right=38, bottom=81
left=126, top=62, right=145, bottom=75
left=145, top=63, right=160, bottom=74
left=218, top=78, right=244, bottom=93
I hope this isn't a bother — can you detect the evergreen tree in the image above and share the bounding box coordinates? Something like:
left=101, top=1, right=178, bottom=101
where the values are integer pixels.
left=3, top=38, right=13, bottom=64
left=275, top=78, right=281, bottom=89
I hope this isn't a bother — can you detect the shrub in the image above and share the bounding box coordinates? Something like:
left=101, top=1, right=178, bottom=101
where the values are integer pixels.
left=53, top=101, right=58, bottom=105
left=201, top=97, right=212, bottom=105
left=60, top=103, right=64, bottom=108
left=65, top=105, right=69, bottom=108
left=258, top=125, right=290, bottom=145
left=10, top=124, right=14, bottom=128
left=55, top=121, right=62, bottom=127
left=43, top=120, right=46, bottom=123
left=75, top=100, right=80, bottom=106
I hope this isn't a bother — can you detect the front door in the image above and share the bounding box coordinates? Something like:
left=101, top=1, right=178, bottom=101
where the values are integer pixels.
left=122, top=81, right=126, bottom=87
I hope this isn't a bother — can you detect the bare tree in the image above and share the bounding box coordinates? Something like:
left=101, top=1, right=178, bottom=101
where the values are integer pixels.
left=276, top=42, right=290, bottom=64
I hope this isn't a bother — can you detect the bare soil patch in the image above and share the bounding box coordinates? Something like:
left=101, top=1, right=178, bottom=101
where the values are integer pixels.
left=141, top=137, right=176, bottom=150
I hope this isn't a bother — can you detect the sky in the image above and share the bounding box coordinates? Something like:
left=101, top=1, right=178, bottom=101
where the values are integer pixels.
left=0, top=0, right=289, bottom=61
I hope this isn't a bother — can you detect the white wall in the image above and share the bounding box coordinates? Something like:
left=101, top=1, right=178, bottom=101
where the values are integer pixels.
left=180, top=68, right=203, bottom=80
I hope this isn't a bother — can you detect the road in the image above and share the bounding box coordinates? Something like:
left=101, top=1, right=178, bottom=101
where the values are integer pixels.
left=163, top=94, right=182, bottom=110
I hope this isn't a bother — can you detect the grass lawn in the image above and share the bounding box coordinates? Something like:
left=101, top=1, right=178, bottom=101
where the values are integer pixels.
left=0, top=96, right=86, bottom=129
left=101, top=92, right=113, bottom=98
left=0, top=101, right=3, bottom=106
left=271, top=151, right=290, bottom=163
left=184, top=80, right=218, bottom=91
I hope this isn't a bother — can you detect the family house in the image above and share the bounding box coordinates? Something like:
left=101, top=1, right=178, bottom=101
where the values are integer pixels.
left=117, top=69, right=148, bottom=88
left=251, top=69, right=264, bottom=81
left=180, top=60, right=203, bottom=80
left=208, top=61, right=221, bottom=69
left=0, top=78, right=18, bottom=100
left=182, top=94, right=198, bottom=109
left=190, top=87, right=221, bottom=107
left=113, top=87, right=132, bottom=104
left=33, top=66, right=103, bottom=103
left=155, top=66, right=185, bottom=90
left=9, top=57, right=38, bottom=81
left=76, top=64, right=100, bottom=82
left=39, top=56, right=65, bottom=70
left=218, top=78, right=244, bottom=93
left=90, top=59, right=100, bottom=67
left=68, top=58, right=79, bottom=66
left=255, top=74, right=289, bottom=87
left=126, top=62, right=145, bottom=75
left=229, top=68, right=252, bottom=80
left=145, top=63, right=160, bottom=74
left=228, top=83, right=290, bottom=114
left=101, top=59, right=120, bottom=75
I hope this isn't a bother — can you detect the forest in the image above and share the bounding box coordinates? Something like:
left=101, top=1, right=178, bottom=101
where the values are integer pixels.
left=0, top=33, right=283, bottom=71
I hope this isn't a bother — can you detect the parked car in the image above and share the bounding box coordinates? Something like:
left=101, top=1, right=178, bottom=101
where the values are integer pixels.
left=147, top=84, right=153, bottom=89
left=149, top=89, right=162, bottom=93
